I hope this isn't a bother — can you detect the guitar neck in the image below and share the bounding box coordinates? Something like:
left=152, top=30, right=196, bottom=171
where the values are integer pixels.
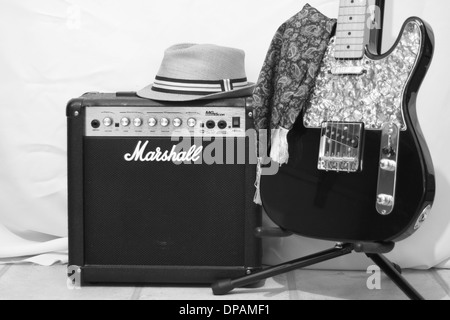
left=335, top=0, right=370, bottom=59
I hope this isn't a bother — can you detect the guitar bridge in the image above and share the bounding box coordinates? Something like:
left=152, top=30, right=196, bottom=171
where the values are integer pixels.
left=318, top=122, right=364, bottom=173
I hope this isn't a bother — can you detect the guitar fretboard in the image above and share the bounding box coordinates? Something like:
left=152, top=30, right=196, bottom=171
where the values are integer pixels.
left=334, top=0, right=369, bottom=59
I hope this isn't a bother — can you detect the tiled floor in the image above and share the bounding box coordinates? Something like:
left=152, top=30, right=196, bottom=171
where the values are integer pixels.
left=0, top=265, right=448, bottom=300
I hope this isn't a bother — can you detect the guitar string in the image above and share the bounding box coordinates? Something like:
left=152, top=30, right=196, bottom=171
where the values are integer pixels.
left=333, top=121, right=338, bottom=170
left=340, top=122, right=344, bottom=170
left=326, top=121, right=329, bottom=159
left=333, top=121, right=337, bottom=170
left=352, top=119, right=356, bottom=170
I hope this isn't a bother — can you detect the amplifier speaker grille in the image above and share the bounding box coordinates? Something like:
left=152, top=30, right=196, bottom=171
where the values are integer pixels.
left=83, top=138, right=246, bottom=266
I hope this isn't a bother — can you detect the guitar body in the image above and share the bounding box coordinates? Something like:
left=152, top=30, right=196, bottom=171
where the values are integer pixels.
left=261, top=18, right=436, bottom=243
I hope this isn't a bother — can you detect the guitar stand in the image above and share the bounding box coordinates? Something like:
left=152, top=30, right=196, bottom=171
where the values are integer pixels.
left=212, top=230, right=424, bottom=300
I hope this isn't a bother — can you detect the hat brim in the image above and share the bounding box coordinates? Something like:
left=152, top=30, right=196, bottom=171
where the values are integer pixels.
left=137, top=83, right=255, bottom=102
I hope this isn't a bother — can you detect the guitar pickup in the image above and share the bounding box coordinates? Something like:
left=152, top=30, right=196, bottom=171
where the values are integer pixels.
left=330, top=66, right=365, bottom=76
left=318, top=122, right=364, bottom=173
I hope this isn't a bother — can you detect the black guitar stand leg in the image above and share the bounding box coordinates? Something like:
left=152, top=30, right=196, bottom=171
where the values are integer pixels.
left=212, top=243, right=354, bottom=296
left=367, top=253, right=424, bottom=300
left=212, top=240, right=425, bottom=300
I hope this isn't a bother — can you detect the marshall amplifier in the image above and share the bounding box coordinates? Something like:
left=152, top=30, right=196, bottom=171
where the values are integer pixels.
left=67, top=92, right=262, bottom=285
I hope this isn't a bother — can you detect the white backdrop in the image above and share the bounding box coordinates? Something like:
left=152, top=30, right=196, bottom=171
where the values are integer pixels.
left=0, top=0, right=449, bottom=269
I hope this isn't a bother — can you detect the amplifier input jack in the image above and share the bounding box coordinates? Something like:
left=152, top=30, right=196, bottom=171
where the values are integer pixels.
left=218, top=121, right=227, bottom=130
left=91, top=120, right=101, bottom=129
left=206, top=120, right=216, bottom=129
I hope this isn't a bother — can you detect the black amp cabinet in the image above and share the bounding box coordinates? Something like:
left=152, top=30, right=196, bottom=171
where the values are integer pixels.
left=67, top=92, right=262, bottom=285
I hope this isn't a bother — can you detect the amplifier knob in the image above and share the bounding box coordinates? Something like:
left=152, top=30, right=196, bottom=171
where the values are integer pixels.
left=148, top=118, right=157, bottom=127
left=173, top=118, right=182, bottom=127
left=161, top=118, right=170, bottom=127
left=134, top=118, right=143, bottom=127
left=103, top=117, right=113, bottom=127
left=187, top=118, right=197, bottom=128
left=121, top=117, right=130, bottom=127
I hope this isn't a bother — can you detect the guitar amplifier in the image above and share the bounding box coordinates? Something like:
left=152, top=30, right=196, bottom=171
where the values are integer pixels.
left=67, top=92, right=262, bottom=285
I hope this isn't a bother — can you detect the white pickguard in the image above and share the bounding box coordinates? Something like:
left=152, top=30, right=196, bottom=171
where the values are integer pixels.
left=304, top=20, right=423, bottom=131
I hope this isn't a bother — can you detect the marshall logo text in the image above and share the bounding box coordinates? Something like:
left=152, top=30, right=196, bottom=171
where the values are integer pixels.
left=124, top=141, right=203, bottom=163
left=121, top=131, right=279, bottom=175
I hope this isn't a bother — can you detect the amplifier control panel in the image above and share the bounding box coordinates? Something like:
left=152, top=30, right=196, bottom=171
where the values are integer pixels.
left=85, top=106, right=247, bottom=138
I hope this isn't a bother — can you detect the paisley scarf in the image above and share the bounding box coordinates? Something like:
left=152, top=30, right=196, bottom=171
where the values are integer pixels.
left=253, top=4, right=336, bottom=204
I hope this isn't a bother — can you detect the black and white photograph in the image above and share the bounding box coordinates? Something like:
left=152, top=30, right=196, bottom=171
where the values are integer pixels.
left=0, top=0, right=449, bottom=303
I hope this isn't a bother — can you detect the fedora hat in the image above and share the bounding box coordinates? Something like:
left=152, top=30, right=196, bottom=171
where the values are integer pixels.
left=137, top=43, right=255, bottom=101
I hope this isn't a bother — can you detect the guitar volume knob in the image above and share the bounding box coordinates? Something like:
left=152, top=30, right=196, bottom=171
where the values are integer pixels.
left=380, top=159, right=397, bottom=172
left=377, top=194, right=394, bottom=209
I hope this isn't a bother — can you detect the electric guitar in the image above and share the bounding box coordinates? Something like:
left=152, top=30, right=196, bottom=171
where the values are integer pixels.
left=260, top=0, right=436, bottom=243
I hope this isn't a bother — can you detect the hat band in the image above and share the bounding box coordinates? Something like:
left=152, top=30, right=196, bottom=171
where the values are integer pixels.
left=151, top=76, right=248, bottom=96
